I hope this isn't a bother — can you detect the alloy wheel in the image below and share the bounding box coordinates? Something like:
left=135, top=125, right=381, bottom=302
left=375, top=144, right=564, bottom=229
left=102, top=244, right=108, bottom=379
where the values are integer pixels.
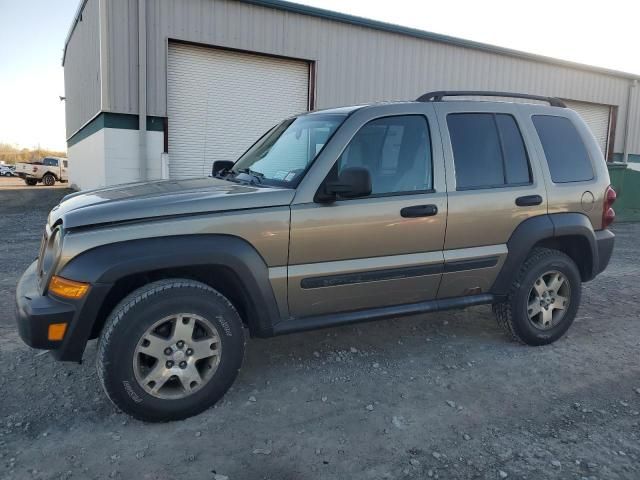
left=527, top=270, right=570, bottom=330
left=133, top=313, right=221, bottom=399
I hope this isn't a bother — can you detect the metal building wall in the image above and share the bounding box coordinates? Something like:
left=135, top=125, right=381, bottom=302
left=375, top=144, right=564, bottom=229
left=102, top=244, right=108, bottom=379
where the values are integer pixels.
left=63, top=0, right=102, bottom=138
left=626, top=83, right=640, bottom=157
left=77, top=0, right=640, bottom=155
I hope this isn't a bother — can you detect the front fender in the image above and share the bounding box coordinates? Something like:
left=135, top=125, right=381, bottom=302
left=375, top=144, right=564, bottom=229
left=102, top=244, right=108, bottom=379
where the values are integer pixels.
left=57, top=234, right=282, bottom=360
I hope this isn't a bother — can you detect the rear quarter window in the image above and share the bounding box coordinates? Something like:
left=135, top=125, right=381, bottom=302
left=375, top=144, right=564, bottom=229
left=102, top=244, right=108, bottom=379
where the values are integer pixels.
left=532, top=115, right=594, bottom=183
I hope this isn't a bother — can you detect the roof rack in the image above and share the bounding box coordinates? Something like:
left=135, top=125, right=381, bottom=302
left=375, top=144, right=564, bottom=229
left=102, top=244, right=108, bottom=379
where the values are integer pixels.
left=416, top=91, right=566, bottom=108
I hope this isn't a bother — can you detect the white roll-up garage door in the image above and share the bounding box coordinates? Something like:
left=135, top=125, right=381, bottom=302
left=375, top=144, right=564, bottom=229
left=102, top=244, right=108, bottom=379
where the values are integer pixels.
left=167, top=43, right=310, bottom=179
left=564, top=100, right=611, bottom=155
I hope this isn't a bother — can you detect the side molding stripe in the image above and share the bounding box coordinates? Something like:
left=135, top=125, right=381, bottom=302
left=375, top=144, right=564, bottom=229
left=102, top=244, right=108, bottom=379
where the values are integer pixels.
left=300, top=256, right=500, bottom=289
left=301, top=264, right=444, bottom=289
left=443, top=256, right=499, bottom=273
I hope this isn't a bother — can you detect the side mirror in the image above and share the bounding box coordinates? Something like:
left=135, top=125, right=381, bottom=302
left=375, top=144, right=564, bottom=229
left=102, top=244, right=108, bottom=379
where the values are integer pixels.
left=318, top=167, right=372, bottom=202
left=211, top=160, right=234, bottom=177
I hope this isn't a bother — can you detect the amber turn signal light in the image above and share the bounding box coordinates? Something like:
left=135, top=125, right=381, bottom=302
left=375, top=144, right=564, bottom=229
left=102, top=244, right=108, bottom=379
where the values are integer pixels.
left=49, top=276, right=90, bottom=299
left=48, top=323, right=68, bottom=341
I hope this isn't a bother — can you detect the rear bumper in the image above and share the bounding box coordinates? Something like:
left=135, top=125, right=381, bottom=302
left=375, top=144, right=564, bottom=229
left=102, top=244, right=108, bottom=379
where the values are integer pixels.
left=593, top=229, right=615, bottom=276
left=15, top=261, right=111, bottom=362
left=15, top=172, right=36, bottom=180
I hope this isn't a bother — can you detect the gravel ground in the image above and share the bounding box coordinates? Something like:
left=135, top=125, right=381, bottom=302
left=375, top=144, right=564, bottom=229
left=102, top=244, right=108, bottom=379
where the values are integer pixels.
left=1, top=188, right=639, bottom=480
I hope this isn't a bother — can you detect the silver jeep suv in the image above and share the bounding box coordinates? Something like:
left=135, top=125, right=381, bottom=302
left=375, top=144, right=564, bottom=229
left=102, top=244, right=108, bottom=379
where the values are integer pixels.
left=16, top=91, right=616, bottom=421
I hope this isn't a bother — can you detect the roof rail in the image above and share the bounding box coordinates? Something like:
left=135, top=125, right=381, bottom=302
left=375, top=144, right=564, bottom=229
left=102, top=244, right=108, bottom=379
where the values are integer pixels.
left=416, top=91, right=566, bottom=108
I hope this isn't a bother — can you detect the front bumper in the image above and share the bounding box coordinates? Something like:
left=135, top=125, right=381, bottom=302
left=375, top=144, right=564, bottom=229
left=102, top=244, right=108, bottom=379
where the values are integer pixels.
left=16, top=261, right=76, bottom=351
left=15, top=261, right=111, bottom=362
left=594, top=228, right=615, bottom=276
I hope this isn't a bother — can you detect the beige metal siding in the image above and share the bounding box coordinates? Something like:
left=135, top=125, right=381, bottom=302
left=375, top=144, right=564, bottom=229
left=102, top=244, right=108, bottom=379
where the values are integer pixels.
left=63, top=0, right=101, bottom=138
left=626, top=83, right=640, bottom=156
left=90, top=0, right=640, bottom=156
left=167, top=43, right=309, bottom=178
left=105, top=0, right=138, bottom=115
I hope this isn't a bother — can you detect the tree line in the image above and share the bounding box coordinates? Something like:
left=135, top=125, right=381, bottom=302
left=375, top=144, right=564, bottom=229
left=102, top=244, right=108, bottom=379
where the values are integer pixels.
left=0, top=143, right=66, bottom=165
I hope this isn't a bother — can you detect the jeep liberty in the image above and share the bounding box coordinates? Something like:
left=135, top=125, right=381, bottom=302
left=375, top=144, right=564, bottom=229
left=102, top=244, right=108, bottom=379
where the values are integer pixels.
left=16, top=91, right=616, bottom=421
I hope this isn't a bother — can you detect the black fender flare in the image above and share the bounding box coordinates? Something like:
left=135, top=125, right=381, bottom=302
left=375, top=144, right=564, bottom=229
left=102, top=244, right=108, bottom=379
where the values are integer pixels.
left=491, top=213, right=599, bottom=296
left=58, top=234, right=282, bottom=359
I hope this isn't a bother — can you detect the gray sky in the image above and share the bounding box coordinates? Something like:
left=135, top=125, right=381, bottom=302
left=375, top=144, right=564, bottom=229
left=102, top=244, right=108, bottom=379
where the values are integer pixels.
left=1, top=0, right=638, bottom=152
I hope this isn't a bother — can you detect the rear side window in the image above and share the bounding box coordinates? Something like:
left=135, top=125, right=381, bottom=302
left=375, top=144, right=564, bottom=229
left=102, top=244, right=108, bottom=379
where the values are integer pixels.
left=532, top=115, right=594, bottom=183
left=447, top=113, right=531, bottom=190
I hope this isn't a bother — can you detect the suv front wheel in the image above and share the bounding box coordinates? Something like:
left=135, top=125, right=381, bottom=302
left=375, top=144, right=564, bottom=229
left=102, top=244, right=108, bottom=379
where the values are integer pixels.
left=493, top=248, right=582, bottom=346
left=97, top=279, right=245, bottom=422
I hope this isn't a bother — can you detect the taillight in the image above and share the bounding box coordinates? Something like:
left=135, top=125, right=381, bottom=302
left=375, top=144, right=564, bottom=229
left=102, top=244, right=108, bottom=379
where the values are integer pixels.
left=602, top=185, right=617, bottom=228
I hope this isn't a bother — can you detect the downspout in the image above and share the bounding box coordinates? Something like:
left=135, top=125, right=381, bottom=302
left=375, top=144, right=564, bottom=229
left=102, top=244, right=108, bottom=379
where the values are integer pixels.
left=138, top=0, right=147, bottom=180
left=622, top=79, right=637, bottom=164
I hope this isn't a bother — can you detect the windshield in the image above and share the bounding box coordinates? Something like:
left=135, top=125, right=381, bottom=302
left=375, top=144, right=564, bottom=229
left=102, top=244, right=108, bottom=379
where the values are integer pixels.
left=231, top=114, right=346, bottom=186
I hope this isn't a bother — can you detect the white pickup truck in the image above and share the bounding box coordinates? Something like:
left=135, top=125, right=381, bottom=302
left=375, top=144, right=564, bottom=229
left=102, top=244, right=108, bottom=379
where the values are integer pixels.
left=15, top=157, right=68, bottom=186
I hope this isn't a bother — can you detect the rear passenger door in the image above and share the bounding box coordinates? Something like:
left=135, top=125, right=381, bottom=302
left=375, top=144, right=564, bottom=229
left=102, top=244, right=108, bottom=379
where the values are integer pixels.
left=434, top=102, right=548, bottom=298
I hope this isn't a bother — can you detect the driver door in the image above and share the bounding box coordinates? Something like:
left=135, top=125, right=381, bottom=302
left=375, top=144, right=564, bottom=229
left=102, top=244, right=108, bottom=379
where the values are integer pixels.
left=287, top=107, right=447, bottom=318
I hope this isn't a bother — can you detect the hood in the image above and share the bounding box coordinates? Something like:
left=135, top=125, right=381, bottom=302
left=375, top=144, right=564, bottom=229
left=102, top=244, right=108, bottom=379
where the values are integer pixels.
left=50, top=177, right=295, bottom=229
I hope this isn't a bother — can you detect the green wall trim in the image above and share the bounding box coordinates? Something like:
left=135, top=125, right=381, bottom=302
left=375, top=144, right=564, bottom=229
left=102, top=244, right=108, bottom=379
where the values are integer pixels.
left=612, top=152, right=640, bottom=163
left=608, top=163, right=640, bottom=222
left=67, top=112, right=165, bottom=147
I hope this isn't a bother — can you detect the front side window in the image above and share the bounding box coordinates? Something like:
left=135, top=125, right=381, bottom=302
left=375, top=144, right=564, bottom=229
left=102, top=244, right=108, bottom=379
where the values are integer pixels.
left=532, top=115, right=594, bottom=183
left=337, top=115, right=432, bottom=196
left=447, top=113, right=531, bottom=190
left=43, top=158, right=58, bottom=167
left=232, top=114, right=346, bottom=186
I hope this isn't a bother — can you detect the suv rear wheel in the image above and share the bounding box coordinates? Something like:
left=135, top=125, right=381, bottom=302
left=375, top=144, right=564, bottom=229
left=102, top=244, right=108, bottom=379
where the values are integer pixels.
left=24, top=178, right=37, bottom=186
left=493, top=248, right=581, bottom=346
left=97, top=279, right=245, bottom=422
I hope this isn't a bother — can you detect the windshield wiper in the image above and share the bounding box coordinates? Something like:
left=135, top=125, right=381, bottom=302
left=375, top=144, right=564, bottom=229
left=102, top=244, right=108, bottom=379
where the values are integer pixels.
left=235, top=168, right=264, bottom=184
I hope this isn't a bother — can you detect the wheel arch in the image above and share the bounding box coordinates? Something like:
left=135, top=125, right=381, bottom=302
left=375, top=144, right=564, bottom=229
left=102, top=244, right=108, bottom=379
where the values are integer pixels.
left=491, top=213, right=599, bottom=296
left=57, top=234, right=282, bottom=361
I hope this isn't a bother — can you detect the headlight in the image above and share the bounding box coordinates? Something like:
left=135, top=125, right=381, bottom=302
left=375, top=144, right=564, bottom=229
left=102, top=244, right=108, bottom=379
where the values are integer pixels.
left=38, top=226, right=63, bottom=292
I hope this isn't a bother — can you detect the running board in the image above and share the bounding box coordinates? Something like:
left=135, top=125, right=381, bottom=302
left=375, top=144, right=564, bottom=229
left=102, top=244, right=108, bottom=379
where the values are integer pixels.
left=272, top=294, right=496, bottom=336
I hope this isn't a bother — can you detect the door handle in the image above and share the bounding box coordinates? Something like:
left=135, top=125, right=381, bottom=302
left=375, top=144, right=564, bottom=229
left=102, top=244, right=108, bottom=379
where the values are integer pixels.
left=515, top=195, right=543, bottom=207
left=400, top=204, right=438, bottom=218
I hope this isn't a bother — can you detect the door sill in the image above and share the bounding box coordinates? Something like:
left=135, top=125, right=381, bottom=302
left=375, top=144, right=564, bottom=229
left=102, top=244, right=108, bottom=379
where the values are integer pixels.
left=272, top=294, right=495, bottom=336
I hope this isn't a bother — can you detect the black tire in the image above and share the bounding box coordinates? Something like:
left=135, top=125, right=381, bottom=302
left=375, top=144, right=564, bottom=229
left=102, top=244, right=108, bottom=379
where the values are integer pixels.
left=42, top=173, right=56, bottom=186
left=493, top=248, right=582, bottom=346
left=24, top=178, right=37, bottom=186
left=97, top=279, right=246, bottom=422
